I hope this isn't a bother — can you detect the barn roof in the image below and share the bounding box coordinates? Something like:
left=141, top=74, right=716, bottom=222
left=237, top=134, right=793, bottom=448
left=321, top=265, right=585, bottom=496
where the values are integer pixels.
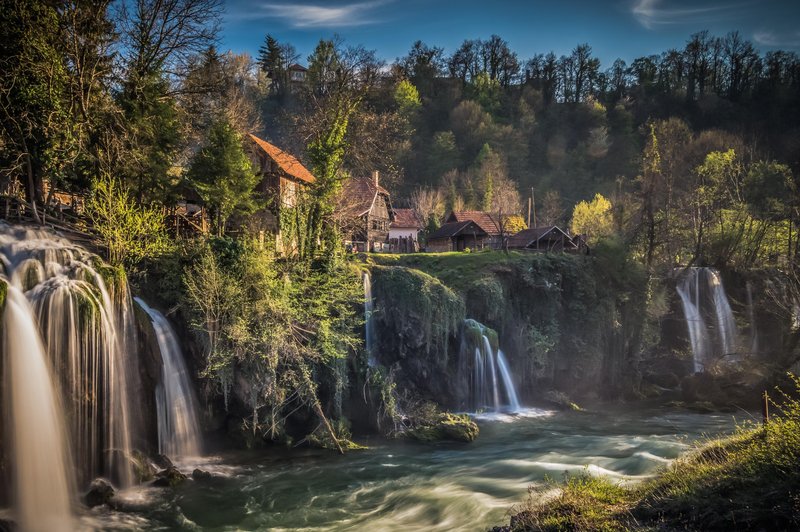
left=446, top=211, right=501, bottom=236
left=507, top=225, right=576, bottom=248
left=337, top=175, right=392, bottom=219
left=248, top=134, right=316, bottom=184
left=427, top=220, right=488, bottom=240
left=391, top=208, right=422, bottom=229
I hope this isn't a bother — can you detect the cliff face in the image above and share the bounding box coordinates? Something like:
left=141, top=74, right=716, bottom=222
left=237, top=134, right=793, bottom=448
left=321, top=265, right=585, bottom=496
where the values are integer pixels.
left=368, top=244, right=652, bottom=405
left=368, top=253, right=800, bottom=411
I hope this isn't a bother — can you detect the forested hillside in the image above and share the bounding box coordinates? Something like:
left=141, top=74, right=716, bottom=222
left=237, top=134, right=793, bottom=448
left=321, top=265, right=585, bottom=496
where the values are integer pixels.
left=3, top=0, right=799, bottom=275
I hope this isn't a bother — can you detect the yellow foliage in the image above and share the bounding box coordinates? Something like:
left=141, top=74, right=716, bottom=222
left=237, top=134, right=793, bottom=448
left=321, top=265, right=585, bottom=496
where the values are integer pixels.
left=570, top=193, right=614, bottom=243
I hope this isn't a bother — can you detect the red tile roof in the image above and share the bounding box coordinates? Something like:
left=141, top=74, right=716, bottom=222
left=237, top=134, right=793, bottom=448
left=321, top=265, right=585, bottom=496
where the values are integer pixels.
left=391, top=208, right=422, bottom=229
left=248, top=134, right=315, bottom=184
left=446, top=211, right=501, bottom=235
left=337, top=175, right=391, bottom=218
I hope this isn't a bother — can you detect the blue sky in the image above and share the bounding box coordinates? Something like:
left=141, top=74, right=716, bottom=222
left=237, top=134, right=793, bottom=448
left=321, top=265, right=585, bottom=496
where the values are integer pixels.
left=222, top=0, right=800, bottom=66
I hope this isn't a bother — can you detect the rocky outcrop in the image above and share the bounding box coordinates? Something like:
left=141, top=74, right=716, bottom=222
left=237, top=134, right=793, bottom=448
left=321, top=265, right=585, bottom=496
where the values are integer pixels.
left=84, top=478, right=115, bottom=508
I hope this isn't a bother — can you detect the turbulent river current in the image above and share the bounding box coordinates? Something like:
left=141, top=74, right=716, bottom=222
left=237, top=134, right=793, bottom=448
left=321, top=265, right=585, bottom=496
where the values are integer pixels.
left=84, top=407, right=739, bottom=531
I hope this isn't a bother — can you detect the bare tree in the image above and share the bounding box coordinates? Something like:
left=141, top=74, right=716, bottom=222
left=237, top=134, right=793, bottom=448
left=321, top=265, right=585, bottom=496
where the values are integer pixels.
left=118, top=0, right=222, bottom=85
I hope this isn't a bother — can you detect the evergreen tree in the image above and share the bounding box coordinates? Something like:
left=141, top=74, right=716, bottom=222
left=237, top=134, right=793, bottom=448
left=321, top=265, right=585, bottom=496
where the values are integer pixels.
left=188, top=118, right=259, bottom=235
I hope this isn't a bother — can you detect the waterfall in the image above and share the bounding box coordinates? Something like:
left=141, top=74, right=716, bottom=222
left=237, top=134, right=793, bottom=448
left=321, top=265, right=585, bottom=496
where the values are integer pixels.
left=2, top=284, right=74, bottom=531
left=0, top=223, right=140, bottom=490
left=364, top=271, right=377, bottom=366
left=463, top=319, right=521, bottom=413
left=135, top=298, right=202, bottom=458
left=676, top=267, right=739, bottom=372
left=496, top=350, right=521, bottom=412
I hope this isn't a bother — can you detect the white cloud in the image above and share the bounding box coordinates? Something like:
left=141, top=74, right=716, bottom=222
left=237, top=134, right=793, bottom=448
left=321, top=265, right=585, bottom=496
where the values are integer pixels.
left=753, top=30, right=800, bottom=48
left=631, top=0, right=749, bottom=30
left=245, top=1, right=393, bottom=28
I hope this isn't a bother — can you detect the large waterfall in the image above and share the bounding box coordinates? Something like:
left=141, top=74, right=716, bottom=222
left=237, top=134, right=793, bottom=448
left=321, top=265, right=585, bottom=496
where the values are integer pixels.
left=2, top=285, right=74, bottom=531
left=0, top=223, right=146, bottom=526
left=676, top=267, right=739, bottom=372
left=463, top=319, right=521, bottom=413
left=364, top=271, right=377, bottom=367
left=135, top=298, right=202, bottom=458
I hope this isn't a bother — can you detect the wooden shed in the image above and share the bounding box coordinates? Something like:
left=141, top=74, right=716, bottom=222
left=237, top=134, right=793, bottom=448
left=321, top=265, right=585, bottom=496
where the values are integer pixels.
left=507, top=225, right=579, bottom=252
left=425, top=220, right=489, bottom=252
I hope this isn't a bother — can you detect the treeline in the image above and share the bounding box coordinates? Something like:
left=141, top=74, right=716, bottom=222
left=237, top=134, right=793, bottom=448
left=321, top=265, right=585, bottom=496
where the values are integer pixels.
left=2, top=0, right=800, bottom=272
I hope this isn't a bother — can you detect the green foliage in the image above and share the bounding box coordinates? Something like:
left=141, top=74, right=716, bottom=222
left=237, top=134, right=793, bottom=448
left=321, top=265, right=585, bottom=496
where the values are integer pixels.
left=394, top=79, right=421, bottom=116
left=188, top=118, right=259, bottom=235
left=469, top=71, right=502, bottom=113
left=118, top=72, right=182, bottom=203
left=0, top=0, right=74, bottom=208
left=85, top=173, right=171, bottom=267
left=181, top=238, right=362, bottom=441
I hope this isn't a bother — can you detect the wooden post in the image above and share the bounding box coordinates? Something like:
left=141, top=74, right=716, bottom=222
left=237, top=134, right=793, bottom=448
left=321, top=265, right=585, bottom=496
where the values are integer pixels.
left=762, top=391, right=769, bottom=426
left=527, top=196, right=532, bottom=228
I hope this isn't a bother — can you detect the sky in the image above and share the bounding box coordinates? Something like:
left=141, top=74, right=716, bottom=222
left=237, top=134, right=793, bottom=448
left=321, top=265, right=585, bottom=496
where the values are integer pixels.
left=222, top=0, right=800, bottom=66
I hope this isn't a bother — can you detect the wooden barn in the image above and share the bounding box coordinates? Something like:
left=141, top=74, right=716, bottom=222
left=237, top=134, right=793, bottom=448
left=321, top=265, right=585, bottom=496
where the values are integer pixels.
left=425, top=220, right=489, bottom=252
left=336, top=172, right=394, bottom=252
left=445, top=210, right=502, bottom=248
left=507, top=225, right=581, bottom=252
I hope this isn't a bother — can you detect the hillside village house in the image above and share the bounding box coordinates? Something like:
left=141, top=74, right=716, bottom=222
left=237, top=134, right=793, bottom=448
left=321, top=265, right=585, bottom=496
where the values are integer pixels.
left=246, top=133, right=316, bottom=246
left=389, top=208, right=422, bottom=252
left=445, top=211, right=502, bottom=248
left=336, top=171, right=394, bottom=252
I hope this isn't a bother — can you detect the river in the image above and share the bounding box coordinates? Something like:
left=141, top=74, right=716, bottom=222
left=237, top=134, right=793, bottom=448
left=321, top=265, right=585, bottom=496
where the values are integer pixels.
left=83, top=406, right=743, bottom=531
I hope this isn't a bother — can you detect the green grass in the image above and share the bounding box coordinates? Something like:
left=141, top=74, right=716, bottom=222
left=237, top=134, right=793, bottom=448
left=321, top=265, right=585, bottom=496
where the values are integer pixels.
left=367, top=250, right=584, bottom=294
left=506, top=376, right=800, bottom=531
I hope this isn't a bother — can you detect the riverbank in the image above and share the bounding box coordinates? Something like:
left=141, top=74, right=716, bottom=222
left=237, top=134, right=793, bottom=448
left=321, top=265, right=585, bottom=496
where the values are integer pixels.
left=497, top=377, right=800, bottom=531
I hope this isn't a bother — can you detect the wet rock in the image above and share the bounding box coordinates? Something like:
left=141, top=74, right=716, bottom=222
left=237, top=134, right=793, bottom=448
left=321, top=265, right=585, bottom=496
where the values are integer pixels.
left=543, top=390, right=583, bottom=411
left=191, top=468, right=212, bottom=482
left=407, top=413, right=479, bottom=443
left=152, top=466, right=187, bottom=487
left=130, top=450, right=157, bottom=482
left=84, top=478, right=115, bottom=508
left=152, top=454, right=174, bottom=470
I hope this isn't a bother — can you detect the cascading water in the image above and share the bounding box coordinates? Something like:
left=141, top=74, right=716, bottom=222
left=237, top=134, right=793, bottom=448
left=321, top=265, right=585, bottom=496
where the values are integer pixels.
left=364, top=271, right=377, bottom=366
left=2, top=284, right=74, bottom=531
left=676, top=267, right=739, bottom=372
left=463, top=319, right=521, bottom=413
left=0, top=223, right=140, bottom=492
left=135, top=298, right=202, bottom=458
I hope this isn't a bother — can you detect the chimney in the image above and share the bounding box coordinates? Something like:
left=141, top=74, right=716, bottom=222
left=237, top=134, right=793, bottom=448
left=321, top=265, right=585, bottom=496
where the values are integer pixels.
left=372, top=170, right=379, bottom=187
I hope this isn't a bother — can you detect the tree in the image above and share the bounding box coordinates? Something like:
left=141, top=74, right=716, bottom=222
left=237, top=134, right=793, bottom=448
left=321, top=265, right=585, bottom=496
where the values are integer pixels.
left=570, top=193, right=614, bottom=242
left=85, top=173, right=170, bottom=267
left=188, top=118, right=259, bottom=235
left=0, top=0, right=73, bottom=222
left=394, top=79, right=421, bottom=117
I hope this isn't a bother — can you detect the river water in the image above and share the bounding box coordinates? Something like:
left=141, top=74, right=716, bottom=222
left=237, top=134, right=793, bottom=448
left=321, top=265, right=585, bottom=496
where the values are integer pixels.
left=83, top=407, right=743, bottom=531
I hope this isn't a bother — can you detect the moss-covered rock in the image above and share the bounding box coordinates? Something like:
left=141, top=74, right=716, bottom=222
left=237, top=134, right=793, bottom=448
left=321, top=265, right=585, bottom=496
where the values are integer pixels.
left=407, top=412, right=479, bottom=443
left=152, top=466, right=187, bottom=488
